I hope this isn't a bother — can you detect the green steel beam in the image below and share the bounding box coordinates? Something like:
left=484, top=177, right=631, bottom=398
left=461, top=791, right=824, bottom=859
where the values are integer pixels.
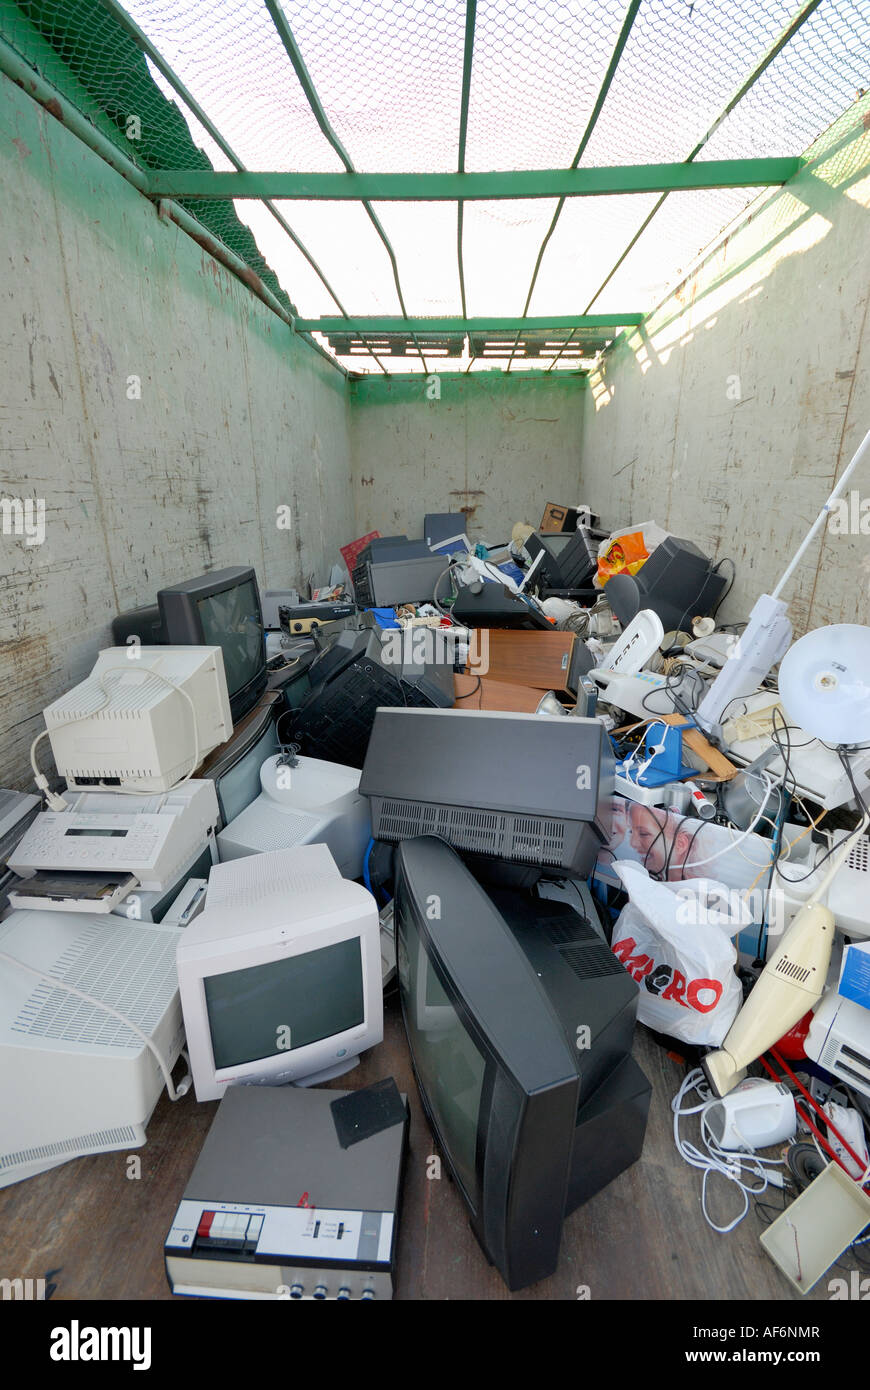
left=263, top=0, right=428, bottom=373
left=0, top=34, right=349, bottom=378
left=506, top=0, right=642, bottom=371
left=146, top=158, right=801, bottom=201
left=456, top=0, right=477, bottom=321
left=94, top=0, right=360, bottom=373
left=297, top=314, right=643, bottom=332
left=549, top=0, right=824, bottom=370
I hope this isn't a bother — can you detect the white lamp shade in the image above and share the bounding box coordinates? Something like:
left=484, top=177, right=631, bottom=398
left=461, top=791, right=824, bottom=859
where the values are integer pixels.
left=779, top=624, right=870, bottom=744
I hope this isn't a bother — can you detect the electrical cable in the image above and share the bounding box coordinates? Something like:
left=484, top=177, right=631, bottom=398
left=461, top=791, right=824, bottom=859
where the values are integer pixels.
left=455, top=674, right=483, bottom=706
left=671, top=1067, right=788, bottom=1233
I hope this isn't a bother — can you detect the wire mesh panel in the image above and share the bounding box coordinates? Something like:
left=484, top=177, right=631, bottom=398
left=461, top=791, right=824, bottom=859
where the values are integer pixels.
left=2, top=0, right=869, bottom=375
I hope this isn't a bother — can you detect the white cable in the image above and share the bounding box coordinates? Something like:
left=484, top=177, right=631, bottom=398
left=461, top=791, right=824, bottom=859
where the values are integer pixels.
left=672, top=1068, right=786, bottom=1233
left=683, top=772, right=778, bottom=870
left=0, top=948, right=191, bottom=1100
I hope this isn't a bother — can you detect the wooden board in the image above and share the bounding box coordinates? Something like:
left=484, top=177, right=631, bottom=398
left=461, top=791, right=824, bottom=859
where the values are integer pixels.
left=469, top=629, right=575, bottom=692
left=453, top=673, right=552, bottom=712
left=0, top=1007, right=843, bottom=1303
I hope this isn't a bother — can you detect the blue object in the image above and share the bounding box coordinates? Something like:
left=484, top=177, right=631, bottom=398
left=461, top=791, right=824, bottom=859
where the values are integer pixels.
left=839, top=943, right=870, bottom=1009
left=365, top=607, right=401, bottom=629
left=497, top=560, right=526, bottom=586
left=618, top=722, right=696, bottom=788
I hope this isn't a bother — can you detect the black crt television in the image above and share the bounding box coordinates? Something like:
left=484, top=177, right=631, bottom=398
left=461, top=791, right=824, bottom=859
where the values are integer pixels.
left=394, top=837, right=650, bottom=1290
left=360, top=706, right=613, bottom=882
left=525, top=529, right=601, bottom=591
left=157, top=566, right=267, bottom=725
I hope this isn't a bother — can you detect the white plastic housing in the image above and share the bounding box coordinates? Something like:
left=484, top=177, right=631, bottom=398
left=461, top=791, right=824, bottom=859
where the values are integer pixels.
left=704, top=900, right=835, bottom=1097
left=45, top=646, right=232, bottom=792
left=177, top=845, right=382, bottom=1101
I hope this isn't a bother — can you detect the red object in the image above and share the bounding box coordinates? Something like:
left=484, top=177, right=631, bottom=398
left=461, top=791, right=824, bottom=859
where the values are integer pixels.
left=774, top=1009, right=813, bottom=1060
left=761, top=1049, right=868, bottom=1179
left=197, top=1210, right=215, bottom=1240
left=340, top=531, right=380, bottom=573
left=296, top=1192, right=312, bottom=1208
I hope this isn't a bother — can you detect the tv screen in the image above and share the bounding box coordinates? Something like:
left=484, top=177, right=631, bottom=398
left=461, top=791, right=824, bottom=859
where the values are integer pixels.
left=196, top=578, right=263, bottom=704
left=204, top=938, right=364, bottom=1070
left=398, top=911, right=486, bottom=1204
left=394, top=835, right=650, bottom=1290
left=158, top=566, right=267, bottom=723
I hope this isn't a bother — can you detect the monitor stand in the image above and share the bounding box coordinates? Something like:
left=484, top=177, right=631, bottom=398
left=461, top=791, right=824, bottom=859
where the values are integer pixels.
left=294, top=1056, right=360, bottom=1087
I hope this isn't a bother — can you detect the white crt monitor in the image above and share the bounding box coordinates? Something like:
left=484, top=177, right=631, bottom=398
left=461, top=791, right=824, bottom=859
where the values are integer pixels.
left=44, top=646, right=232, bottom=793
left=177, top=845, right=382, bottom=1101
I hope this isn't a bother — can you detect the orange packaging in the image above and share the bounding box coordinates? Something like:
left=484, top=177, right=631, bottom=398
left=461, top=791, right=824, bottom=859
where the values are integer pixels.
left=596, top=530, right=650, bottom=586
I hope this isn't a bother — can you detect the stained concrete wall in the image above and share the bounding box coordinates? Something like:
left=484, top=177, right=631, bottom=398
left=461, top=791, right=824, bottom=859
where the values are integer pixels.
left=350, top=372, right=586, bottom=545
left=0, top=72, right=353, bottom=789
left=581, top=96, right=870, bottom=636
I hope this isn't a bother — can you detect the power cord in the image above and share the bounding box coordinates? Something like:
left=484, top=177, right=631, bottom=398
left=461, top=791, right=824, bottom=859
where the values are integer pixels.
left=672, top=1068, right=788, bottom=1233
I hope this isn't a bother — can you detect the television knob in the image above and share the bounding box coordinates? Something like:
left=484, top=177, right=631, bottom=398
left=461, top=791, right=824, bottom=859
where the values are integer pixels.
left=313, top=1284, right=327, bottom=1299
left=336, top=1287, right=351, bottom=1301
left=361, top=1287, right=376, bottom=1301
left=289, top=1283, right=304, bottom=1299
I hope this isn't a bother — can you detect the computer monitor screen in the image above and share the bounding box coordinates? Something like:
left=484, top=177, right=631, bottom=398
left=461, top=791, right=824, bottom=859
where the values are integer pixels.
left=204, top=939, right=364, bottom=1070
left=177, top=845, right=383, bottom=1099
left=158, top=567, right=267, bottom=724
left=398, top=909, right=485, bottom=1203
left=196, top=578, right=263, bottom=706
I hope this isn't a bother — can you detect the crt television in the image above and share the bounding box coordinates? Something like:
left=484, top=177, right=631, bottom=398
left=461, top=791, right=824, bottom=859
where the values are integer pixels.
left=158, top=566, right=267, bottom=724
left=394, top=836, right=650, bottom=1290
left=360, top=707, right=613, bottom=880
left=177, top=845, right=382, bottom=1101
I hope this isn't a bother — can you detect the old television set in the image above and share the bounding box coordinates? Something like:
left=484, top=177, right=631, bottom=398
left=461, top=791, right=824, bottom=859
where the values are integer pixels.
left=177, top=845, right=382, bottom=1101
left=283, top=627, right=454, bottom=770
left=394, top=837, right=650, bottom=1290
left=360, top=707, right=613, bottom=881
left=157, top=566, right=267, bottom=724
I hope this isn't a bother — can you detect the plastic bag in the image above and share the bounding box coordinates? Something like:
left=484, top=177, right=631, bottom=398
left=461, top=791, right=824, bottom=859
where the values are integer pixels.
left=595, top=520, right=671, bottom=588
left=610, top=862, right=747, bottom=1045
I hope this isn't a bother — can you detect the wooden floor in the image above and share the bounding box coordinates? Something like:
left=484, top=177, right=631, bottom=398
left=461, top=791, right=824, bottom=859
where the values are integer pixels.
left=0, top=1000, right=849, bottom=1302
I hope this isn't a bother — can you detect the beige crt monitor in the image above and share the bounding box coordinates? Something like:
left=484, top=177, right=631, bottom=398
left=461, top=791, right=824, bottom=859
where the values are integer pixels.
left=44, top=646, right=232, bottom=793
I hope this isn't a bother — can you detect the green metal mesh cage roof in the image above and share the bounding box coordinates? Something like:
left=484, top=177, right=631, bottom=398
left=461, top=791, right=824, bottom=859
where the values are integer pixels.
left=1, top=0, right=868, bottom=375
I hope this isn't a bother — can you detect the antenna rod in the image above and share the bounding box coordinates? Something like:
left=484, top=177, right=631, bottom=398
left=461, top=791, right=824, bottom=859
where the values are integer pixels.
left=772, top=427, right=870, bottom=600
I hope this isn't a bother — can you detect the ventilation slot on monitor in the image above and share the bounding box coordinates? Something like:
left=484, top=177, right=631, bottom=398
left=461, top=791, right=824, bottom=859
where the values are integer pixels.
left=558, top=943, right=626, bottom=981
left=846, top=839, right=869, bottom=873
left=540, top=916, right=601, bottom=947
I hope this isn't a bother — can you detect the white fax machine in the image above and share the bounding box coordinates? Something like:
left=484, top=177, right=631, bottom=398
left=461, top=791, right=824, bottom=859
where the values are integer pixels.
left=8, top=780, right=219, bottom=908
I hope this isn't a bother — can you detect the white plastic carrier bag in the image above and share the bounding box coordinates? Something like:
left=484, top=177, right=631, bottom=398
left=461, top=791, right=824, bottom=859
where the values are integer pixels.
left=610, top=861, right=748, bottom=1046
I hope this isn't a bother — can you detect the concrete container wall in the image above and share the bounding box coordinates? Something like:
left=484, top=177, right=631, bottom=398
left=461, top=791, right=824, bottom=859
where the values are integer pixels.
left=349, top=372, right=586, bottom=545
left=581, top=96, right=870, bottom=636
left=0, top=72, right=353, bottom=789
